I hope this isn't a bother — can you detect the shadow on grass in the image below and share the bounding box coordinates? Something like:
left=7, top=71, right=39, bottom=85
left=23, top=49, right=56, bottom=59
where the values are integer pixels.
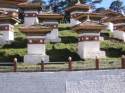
left=3, top=37, right=27, bottom=48
left=59, top=27, right=71, bottom=31
left=61, top=36, right=78, bottom=44
left=47, top=48, right=80, bottom=62
left=100, top=33, right=110, bottom=40
left=102, top=48, right=124, bottom=57
left=0, top=54, right=24, bottom=62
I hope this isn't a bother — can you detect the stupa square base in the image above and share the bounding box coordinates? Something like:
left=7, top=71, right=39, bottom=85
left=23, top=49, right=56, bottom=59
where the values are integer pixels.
left=24, top=54, right=49, bottom=64
left=46, top=29, right=61, bottom=42
left=100, top=37, right=104, bottom=41
left=50, top=38, right=61, bottom=43
left=113, top=30, right=125, bottom=42
left=78, top=51, right=106, bottom=59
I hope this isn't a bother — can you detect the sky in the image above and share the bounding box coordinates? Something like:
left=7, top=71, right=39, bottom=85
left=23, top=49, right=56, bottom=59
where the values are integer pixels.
left=44, top=0, right=125, bottom=9
left=96, top=0, right=125, bottom=9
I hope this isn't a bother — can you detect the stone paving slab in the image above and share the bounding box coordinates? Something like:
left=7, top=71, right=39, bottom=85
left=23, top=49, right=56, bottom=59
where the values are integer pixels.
left=0, top=69, right=125, bottom=93
left=66, top=79, right=125, bottom=93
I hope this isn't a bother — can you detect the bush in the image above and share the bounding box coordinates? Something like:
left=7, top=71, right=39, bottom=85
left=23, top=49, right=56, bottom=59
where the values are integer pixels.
left=101, top=40, right=125, bottom=57
left=3, top=37, right=27, bottom=48
left=0, top=49, right=26, bottom=62
left=59, top=24, right=71, bottom=31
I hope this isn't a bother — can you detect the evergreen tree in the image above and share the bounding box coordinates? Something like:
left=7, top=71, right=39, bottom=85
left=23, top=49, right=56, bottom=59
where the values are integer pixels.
left=32, top=0, right=44, bottom=3
left=109, top=0, right=124, bottom=12
left=47, top=0, right=103, bottom=23
left=95, top=7, right=105, bottom=12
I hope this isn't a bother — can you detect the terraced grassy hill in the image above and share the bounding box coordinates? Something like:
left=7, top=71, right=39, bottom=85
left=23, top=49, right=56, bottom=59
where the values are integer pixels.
left=0, top=24, right=125, bottom=62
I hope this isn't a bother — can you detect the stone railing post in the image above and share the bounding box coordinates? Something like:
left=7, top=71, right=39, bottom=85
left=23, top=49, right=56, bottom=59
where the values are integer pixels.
left=68, top=56, right=72, bottom=71
left=41, top=60, right=44, bottom=72
left=121, top=55, right=125, bottom=69
left=95, top=56, right=99, bottom=70
left=13, top=58, right=17, bottom=72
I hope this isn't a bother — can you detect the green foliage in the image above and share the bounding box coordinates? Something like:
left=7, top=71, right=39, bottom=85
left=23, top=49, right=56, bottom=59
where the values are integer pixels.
left=59, top=30, right=78, bottom=36
left=101, top=40, right=125, bottom=50
left=0, top=49, right=26, bottom=62
left=95, top=7, right=105, bottom=12
left=59, top=24, right=71, bottom=31
left=59, top=30, right=78, bottom=44
left=101, top=40, right=125, bottom=57
left=46, top=29, right=80, bottom=61
left=3, top=37, right=27, bottom=48
left=109, top=0, right=124, bottom=12
left=47, top=43, right=80, bottom=62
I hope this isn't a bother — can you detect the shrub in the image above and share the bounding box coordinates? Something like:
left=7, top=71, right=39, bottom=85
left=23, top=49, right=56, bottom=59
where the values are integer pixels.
left=0, top=49, right=26, bottom=62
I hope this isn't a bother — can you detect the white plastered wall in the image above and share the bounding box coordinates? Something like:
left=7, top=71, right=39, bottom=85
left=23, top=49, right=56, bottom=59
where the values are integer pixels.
left=70, top=11, right=88, bottom=26
left=24, top=35, right=49, bottom=64
left=70, top=18, right=81, bottom=26
left=104, top=22, right=114, bottom=32
left=113, top=30, right=125, bottom=42
left=0, top=24, right=14, bottom=41
left=24, top=11, right=39, bottom=26
left=42, top=21, right=61, bottom=42
left=78, top=41, right=101, bottom=59
left=25, top=43, right=49, bottom=64
left=27, top=44, right=46, bottom=55
left=2, top=31, right=14, bottom=41
left=77, top=33, right=105, bottom=59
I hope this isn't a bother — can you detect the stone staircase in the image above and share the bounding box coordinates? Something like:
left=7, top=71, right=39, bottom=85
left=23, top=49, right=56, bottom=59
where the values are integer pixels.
left=0, top=69, right=125, bottom=93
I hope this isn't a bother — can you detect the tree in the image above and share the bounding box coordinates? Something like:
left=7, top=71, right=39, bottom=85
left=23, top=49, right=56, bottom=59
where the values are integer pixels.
left=32, top=0, right=44, bottom=3
left=95, top=7, right=105, bottom=12
left=109, top=0, right=124, bottom=12
left=92, top=0, right=102, bottom=3
left=65, top=0, right=92, bottom=7
left=47, top=0, right=103, bottom=23
left=47, top=0, right=60, bottom=13
left=47, top=0, right=103, bottom=13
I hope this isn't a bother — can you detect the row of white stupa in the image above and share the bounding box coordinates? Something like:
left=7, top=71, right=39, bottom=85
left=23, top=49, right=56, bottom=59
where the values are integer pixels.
left=68, top=0, right=125, bottom=42
left=0, top=7, right=63, bottom=44
left=0, top=1, right=64, bottom=64
left=66, top=0, right=125, bottom=61
left=66, top=0, right=106, bottom=61
left=0, top=0, right=125, bottom=64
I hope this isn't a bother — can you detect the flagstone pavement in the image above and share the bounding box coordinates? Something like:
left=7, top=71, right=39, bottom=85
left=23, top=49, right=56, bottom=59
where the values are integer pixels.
left=0, top=69, right=125, bottom=93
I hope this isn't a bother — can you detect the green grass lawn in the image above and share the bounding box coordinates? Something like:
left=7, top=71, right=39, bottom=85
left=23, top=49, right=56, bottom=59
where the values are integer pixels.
left=0, top=58, right=122, bottom=72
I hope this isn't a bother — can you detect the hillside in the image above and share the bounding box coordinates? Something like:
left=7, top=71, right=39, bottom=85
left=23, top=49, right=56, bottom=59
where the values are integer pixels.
left=0, top=24, right=125, bottom=62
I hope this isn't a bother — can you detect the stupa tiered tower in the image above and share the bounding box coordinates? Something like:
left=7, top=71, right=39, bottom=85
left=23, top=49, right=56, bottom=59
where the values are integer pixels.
left=0, top=0, right=26, bottom=45
left=18, top=2, right=52, bottom=64
left=65, top=0, right=90, bottom=26
left=100, top=10, right=124, bottom=39
left=38, top=8, right=63, bottom=42
left=100, top=10, right=125, bottom=41
left=76, top=13, right=104, bottom=23
left=20, top=25, right=51, bottom=64
left=18, top=2, right=41, bottom=26
left=111, top=16, right=125, bottom=41
left=0, top=0, right=27, bottom=19
left=73, top=16, right=106, bottom=59
left=101, top=10, right=122, bottom=32
left=0, top=13, right=20, bottom=45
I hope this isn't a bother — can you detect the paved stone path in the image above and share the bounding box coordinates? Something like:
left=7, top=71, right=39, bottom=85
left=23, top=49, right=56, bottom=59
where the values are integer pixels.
left=0, top=69, right=125, bottom=93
